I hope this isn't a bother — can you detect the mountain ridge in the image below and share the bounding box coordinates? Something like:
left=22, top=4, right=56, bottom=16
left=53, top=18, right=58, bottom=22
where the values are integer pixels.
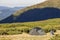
left=13, top=0, right=60, bottom=16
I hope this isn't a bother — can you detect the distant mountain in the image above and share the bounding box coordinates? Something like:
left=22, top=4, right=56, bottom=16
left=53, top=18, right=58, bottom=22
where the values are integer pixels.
left=9, top=7, right=24, bottom=12
left=0, top=6, right=24, bottom=21
left=0, top=0, right=60, bottom=23
left=0, top=6, right=10, bottom=10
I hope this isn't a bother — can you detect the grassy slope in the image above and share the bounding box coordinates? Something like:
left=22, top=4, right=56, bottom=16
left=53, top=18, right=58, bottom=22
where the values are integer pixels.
left=0, top=18, right=60, bottom=27
left=0, top=0, right=60, bottom=35
left=0, top=17, right=60, bottom=39
left=0, top=18, right=60, bottom=35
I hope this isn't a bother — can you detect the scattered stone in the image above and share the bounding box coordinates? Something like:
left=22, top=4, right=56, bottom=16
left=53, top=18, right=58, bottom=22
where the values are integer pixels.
left=50, top=29, right=55, bottom=35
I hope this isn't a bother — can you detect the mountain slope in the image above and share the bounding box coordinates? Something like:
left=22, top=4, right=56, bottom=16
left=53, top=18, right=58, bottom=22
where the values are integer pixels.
left=0, top=0, right=60, bottom=23
left=1, top=7, right=60, bottom=23
left=15, top=7, right=60, bottom=22
left=13, top=0, right=60, bottom=16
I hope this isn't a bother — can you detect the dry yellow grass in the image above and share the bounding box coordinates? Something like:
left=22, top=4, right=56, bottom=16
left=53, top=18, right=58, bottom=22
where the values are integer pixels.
left=0, top=30, right=60, bottom=40
left=0, top=33, right=50, bottom=40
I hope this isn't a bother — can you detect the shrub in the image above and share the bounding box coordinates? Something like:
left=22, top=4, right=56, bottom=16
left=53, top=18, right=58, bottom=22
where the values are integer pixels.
left=23, top=28, right=30, bottom=33
left=0, top=30, right=8, bottom=35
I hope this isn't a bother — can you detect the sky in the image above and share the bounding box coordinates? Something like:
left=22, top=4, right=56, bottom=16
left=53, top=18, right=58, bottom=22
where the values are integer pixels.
left=0, top=0, right=47, bottom=7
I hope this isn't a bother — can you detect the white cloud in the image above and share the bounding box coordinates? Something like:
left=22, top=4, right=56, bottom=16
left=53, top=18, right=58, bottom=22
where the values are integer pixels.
left=0, top=0, right=47, bottom=7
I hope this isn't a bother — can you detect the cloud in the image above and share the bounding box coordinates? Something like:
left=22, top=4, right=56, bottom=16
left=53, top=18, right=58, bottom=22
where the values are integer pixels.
left=0, top=0, right=47, bottom=7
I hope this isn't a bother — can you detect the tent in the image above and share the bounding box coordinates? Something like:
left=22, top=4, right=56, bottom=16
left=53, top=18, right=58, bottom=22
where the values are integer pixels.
left=29, top=27, right=46, bottom=35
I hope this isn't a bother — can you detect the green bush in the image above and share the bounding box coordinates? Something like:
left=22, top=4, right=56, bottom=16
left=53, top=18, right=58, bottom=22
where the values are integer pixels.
left=23, top=28, right=30, bottom=33
left=44, top=29, right=56, bottom=33
left=0, top=30, right=8, bottom=35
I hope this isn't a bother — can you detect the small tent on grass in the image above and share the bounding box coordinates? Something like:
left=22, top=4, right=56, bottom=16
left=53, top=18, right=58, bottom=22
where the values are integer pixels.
left=29, top=27, right=46, bottom=35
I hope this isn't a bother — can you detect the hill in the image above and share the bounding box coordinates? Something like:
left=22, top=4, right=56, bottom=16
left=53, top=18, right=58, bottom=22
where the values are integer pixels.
left=0, top=7, right=60, bottom=23
left=13, top=0, right=60, bottom=16
left=0, top=0, right=60, bottom=23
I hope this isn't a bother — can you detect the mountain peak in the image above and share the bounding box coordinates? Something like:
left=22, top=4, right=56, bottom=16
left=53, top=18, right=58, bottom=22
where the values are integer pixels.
left=13, top=0, right=60, bottom=16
